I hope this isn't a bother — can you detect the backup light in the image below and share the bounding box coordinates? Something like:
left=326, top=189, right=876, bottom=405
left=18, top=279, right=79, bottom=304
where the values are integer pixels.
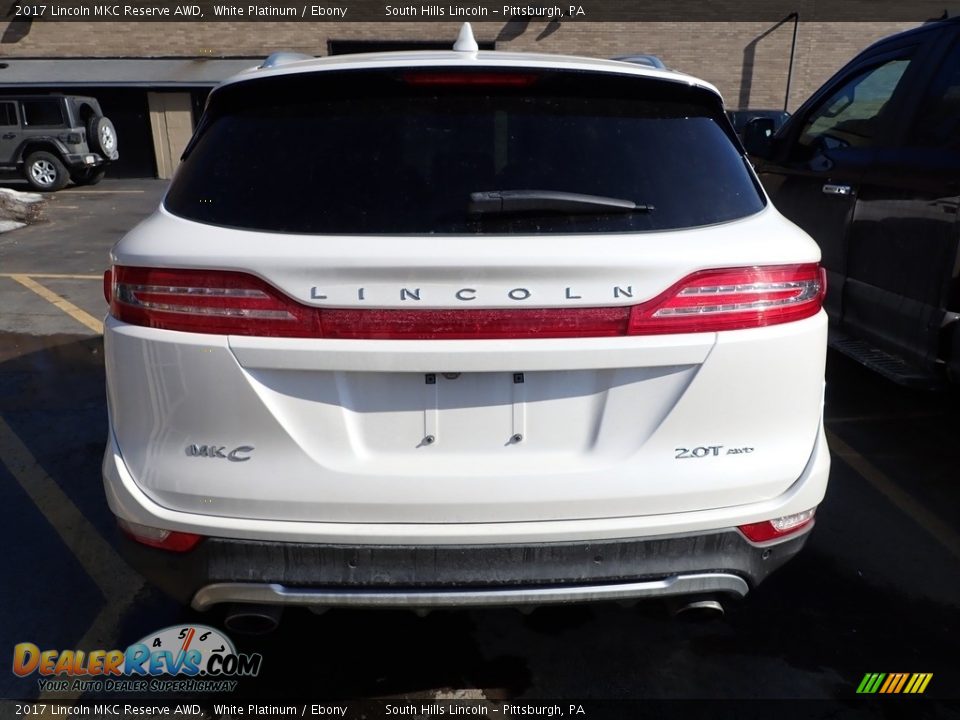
left=738, top=508, right=816, bottom=543
left=117, top=518, right=203, bottom=552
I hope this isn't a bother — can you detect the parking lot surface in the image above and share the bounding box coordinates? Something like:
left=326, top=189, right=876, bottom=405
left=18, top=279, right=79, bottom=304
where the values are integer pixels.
left=0, top=181, right=958, bottom=713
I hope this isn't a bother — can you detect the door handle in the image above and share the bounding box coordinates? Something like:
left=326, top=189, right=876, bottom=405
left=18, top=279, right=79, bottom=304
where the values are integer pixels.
left=1, top=133, right=15, bottom=140
left=822, top=183, right=853, bottom=196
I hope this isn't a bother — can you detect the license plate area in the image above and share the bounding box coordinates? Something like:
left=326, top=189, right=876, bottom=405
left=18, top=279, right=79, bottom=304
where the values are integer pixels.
left=419, top=372, right=527, bottom=450
left=240, top=363, right=701, bottom=480
left=340, top=368, right=615, bottom=459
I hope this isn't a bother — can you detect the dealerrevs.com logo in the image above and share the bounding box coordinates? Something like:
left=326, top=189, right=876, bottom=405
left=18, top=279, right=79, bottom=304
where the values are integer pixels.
left=12, top=625, right=262, bottom=693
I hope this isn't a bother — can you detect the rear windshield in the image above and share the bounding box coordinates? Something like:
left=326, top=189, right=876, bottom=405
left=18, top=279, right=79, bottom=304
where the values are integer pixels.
left=165, top=69, right=765, bottom=235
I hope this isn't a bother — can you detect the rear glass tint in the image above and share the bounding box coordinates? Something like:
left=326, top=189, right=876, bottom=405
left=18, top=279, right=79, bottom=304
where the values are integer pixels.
left=165, top=69, right=765, bottom=234
left=21, top=99, right=65, bottom=127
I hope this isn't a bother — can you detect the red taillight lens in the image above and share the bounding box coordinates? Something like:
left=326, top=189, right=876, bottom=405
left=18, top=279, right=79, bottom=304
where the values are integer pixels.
left=103, top=268, right=112, bottom=304
left=117, top=519, right=203, bottom=553
left=110, top=266, right=320, bottom=337
left=402, top=72, right=539, bottom=87
left=108, top=264, right=824, bottom=338
left=320, top=307, right=630, bottom=339
left=738, top=508, right=816, bottom=543
left=628, top=263, right=826, bottom=335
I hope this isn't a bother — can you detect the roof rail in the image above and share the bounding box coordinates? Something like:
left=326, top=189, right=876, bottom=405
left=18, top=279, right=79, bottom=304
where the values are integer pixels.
left=259, top=51, right=314, bottom=69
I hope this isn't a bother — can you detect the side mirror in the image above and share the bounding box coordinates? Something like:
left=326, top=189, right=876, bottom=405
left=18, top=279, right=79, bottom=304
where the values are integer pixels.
left=742, top=117, right=777, bottom=158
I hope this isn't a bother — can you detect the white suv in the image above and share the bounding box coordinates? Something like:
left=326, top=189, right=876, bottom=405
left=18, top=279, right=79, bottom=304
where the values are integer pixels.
left=102, top=26, right=830, bottom=631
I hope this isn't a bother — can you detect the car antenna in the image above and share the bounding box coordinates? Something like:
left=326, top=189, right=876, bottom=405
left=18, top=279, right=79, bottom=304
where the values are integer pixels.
left=453, top=22, right=479, bottom=53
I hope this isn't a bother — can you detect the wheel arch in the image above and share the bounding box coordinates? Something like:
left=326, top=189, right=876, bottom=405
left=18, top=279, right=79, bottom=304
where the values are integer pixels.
left=16, top=138, right=68, bottom=164
left=75, top=101, right=98, bottom=123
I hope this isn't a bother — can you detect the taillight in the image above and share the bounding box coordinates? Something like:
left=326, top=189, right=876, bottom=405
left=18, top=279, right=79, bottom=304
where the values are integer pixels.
left=738, top=508, right=816, bottom=543
left=109, top=266, right=320, bottom=337
left=628, top=264, right=826, bottom=335
left=108, top=264, right=824, bottom=338
left=117, top=519, right=203, bottom=552
left=103, top=268, right=112, bottom=304
left=320, top=307, right=630, bottom=339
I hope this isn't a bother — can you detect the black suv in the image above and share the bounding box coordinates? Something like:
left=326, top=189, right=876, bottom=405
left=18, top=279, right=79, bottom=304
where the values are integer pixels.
left=747, top=19, right=960, bottom=387
left=0, top=95, right=118, bottom=191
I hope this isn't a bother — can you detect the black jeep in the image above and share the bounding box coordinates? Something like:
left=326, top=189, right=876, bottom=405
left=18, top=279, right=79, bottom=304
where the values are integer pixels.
left=0, top=94, right=118, bottom=191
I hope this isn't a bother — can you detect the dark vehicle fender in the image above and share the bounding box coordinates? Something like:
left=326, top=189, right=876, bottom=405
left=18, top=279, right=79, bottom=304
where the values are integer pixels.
left=15, top=137, right=72, bottom=164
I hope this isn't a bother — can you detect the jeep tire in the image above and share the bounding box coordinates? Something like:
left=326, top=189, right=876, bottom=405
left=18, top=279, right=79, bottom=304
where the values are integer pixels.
left=24, top=151, right=69, bottom=191
left=88, top=115, right=118, bottom=160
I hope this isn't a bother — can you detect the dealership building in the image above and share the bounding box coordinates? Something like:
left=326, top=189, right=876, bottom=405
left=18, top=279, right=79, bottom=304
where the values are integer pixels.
left=0, top=17, right=918, bottom=178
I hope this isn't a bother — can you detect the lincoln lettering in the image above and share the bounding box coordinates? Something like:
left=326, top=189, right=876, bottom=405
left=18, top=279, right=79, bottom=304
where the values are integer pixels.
left=307, top=286, right=636, bottom=302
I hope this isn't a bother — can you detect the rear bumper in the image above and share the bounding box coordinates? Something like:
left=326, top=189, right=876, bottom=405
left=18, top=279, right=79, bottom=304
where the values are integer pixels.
left=192, top=575, right=749, bottom=610
left=115, top=527, right=811, bottom=610
left=105, top=404, right=828, bottom=610
left=63, top=152, right=107, bottom=168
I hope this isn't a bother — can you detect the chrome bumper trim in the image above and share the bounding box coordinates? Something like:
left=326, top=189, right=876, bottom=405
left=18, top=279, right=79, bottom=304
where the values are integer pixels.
left=191, top=573, right=749, bottom=611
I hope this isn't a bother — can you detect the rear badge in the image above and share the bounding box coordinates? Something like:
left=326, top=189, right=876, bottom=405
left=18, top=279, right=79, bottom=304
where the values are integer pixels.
left=185, top=444, right=254, bottom=462
left=675, top=445, right=754, bottom=459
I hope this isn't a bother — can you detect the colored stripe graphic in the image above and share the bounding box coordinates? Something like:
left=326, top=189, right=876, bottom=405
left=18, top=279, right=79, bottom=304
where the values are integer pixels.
left=892, top=673, right=909, bottom=693
left=879, top=674, right=896, bottom=693
left=906, top=673, right=933, bottom=694
left=857, top=673, right=885, bottom=694
left=857, top=673, right=932, bottom=694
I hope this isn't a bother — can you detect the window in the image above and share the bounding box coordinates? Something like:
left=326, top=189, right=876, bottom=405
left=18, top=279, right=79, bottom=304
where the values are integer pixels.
left=798, top=56, right=912, bottom=151
left=21, top=99, right=65, bottom=127
left=909, top=41, right=960, bottom=148
left=0, top=102, right=17, bottom=127
left=166, top=69, right=764, bottom=235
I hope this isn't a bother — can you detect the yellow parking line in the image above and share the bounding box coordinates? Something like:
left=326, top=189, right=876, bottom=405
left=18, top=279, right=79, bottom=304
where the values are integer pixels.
left=0, top=415, right=143, bottom=702
left=8, top=274, right=103, bottom=334
left=0, top=415, right=139, bottom=598
left=826, top=430, right=960, bottom=562
left=0, top=272, right=100, bottom=280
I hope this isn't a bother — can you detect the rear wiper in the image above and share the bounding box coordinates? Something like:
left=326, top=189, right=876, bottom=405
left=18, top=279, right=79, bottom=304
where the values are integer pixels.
left=468, top=190, right=654, bottom=216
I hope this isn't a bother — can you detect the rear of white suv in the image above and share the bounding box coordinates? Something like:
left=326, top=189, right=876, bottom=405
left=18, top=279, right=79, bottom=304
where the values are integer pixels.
left=102, top=42, right=829, bottom=628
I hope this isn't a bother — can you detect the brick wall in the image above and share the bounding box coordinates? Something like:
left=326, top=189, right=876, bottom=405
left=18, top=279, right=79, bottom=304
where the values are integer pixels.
left=0, top=20, right=918, bottom=109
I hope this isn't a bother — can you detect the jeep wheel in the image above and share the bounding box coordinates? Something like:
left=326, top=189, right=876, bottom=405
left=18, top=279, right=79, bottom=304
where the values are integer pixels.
left=24, top=151, right=69, bottom=191
left=88, top=116, right=118, bottom=160
left=71, top=168, right=106, bottom=186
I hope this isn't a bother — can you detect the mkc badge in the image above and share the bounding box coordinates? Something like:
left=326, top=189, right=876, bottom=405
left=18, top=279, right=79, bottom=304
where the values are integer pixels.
left=185, top=444, right=254, bottom=462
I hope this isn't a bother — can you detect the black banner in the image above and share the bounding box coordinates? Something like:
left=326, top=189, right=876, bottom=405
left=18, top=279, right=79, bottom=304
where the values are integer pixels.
left=0, top=0, right=954, bottom=22
left=2, top=698, right=960, bottom=720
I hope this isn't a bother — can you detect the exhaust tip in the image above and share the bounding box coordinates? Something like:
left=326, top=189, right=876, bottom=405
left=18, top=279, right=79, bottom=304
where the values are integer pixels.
left=223, top=604, right=283, bottom=634
left=667, top=595, right=725, bottom=621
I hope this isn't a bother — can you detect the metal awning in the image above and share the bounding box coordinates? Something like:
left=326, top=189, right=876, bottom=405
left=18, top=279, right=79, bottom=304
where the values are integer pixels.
left=0, top=58, right=264, bottom=87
